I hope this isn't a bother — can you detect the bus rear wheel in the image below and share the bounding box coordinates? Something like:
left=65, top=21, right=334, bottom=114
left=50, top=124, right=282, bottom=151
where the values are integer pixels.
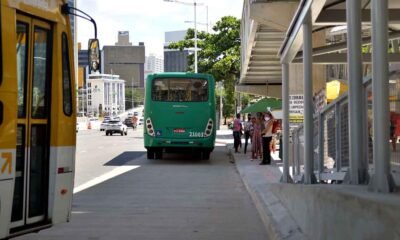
left=147, top=149, right=154, bottom=159
left=155, top=149, right=163, bottom=160
left=202, top=150, right=211, bottom=160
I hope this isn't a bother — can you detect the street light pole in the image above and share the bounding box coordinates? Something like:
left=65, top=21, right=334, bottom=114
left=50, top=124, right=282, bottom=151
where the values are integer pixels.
left=184, top=4, right=208, bottom=33
left=131, top=77, right=134, bottom=109
left=206, top=5, right=208, bottom=33
left=164, top=0, right=203, bottom=73
left=220, top=81, right=223, bottom=126
left=194, top=2, right=198, bottom=73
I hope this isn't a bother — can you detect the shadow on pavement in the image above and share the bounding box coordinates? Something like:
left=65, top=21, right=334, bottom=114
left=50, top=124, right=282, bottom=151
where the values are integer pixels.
left=146, top=152, right=212, bottom=165
left=104, top=151, right=146, bottom=166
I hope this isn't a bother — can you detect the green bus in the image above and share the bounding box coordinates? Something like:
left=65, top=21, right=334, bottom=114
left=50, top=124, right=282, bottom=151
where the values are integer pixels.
left=144, top=73, right=216, bottom=160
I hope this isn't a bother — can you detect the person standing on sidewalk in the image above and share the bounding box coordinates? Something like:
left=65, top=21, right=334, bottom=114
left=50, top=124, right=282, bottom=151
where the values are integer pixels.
left=233, top=113, right=243, bottom=153
left=260, top=111, right=274, bottom=165
left=243, top=114, right=253, bottom=154
left=251, top=116, right=262, bottom=160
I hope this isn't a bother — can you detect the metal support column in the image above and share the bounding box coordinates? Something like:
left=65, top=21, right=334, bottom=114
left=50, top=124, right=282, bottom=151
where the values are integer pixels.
left=281, top=63, right=293, bottom=183
left=318, top=113, right=324, bottom=177
left=335, top=103, right=342, bottom=172
left=369, top=0, right=394, bottom=193
left=346, top=0, right=368, bottom=184
left=296, top=131, right=301, bottom=176
left=291, top=139, right=296, bottom=177
left=302, top=10, right=317, bottom=184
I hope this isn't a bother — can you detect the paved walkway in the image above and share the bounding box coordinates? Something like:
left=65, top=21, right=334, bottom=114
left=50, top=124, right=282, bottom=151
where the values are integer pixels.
left=216, top=128, right=304, bottom=239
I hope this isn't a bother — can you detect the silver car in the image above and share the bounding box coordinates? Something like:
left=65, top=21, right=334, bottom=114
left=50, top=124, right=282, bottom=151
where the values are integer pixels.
left=105, top=120, right=128, bottom=136
left=100, top=120, right=109, bottom=131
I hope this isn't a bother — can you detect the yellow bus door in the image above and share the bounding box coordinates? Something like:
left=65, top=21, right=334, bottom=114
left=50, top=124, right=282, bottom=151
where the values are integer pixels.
left=11, top=15, right=52, bottom=229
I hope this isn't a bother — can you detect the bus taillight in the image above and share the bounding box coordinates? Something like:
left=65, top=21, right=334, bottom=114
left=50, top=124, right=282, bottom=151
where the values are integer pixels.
left=204, top=118, right=213, bottom=137
left=146, top=118, right=155, bottom=136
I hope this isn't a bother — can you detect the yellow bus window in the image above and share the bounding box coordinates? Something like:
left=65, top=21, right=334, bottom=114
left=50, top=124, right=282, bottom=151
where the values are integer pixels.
left=16, top=22, right=29, bottom=118
left=31, top=27, right=50, bottom=119
left=62, top=33, right=72, bottom=116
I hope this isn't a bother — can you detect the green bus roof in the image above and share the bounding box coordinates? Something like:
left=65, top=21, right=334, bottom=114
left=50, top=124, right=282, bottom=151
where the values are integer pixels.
left=147, top=72, right=214, bottom=79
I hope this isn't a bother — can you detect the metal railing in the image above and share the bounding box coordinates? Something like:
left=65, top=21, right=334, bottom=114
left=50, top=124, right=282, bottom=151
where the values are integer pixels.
left=290, top=72, right=400, bottom=184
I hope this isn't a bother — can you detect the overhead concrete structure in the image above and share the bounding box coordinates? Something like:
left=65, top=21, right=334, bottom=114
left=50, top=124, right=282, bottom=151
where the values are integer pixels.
left=238, top=0, right=299, bottom=95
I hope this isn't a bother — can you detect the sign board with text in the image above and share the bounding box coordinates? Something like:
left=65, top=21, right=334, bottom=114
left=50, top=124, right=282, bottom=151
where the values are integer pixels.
left=289, top=95, right=304, bottom=130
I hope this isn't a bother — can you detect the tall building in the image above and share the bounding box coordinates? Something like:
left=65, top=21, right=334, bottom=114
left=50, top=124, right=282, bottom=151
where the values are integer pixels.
left=164, top=30, right=190, bottom=72
left=77, top=42, right=89, bottom=115
left=68, top=0, right=76, bottom=42
left=87, top=73, right=126, bottom=117
left=68, top=0, right=79, bottom=113
left=103, top=31, right=145, bottom=88
left=116, top=31, right=132, bottom=46
left=145, top=54, right=164, bottom=73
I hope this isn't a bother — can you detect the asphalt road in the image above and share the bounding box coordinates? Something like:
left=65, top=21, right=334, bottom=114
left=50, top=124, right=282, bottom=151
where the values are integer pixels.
left=17, top=127, right=269, bottom=240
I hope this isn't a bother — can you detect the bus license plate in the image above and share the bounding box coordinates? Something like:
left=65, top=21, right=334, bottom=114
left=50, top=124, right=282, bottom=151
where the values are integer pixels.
left=189, top=132, right=204, bottom=137
left=174, top=128, right=185, bottom=133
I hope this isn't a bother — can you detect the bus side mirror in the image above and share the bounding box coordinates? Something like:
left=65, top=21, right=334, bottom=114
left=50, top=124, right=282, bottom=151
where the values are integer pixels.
left=88, top=39, right=100, bottom=73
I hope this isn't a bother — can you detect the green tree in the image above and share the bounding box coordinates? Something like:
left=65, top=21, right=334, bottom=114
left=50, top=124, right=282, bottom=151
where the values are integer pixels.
left=241, top=93, right=251, bottom=109
left=125, top=88, right=144, bottom=109
left=168, top=16, right=241, bottom=122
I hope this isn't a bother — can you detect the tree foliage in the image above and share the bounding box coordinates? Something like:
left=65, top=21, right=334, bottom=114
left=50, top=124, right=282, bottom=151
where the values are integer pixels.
left=125, top=88, right=144, bottom=109
left=168, top=16, right=241, bottom=119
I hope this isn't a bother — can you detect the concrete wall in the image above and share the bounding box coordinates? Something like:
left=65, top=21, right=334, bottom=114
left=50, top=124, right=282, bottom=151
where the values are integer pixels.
left=103, top=46, right=145, bottom=87
left=236, top=84, right=282, bottom=98
left=270, top=184, right=400, bottom=240
left=289, top=31, right=327, bottom=96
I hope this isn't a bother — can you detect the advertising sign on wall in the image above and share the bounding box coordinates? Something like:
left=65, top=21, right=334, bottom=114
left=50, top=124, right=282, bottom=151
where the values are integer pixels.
left=289, top=94, right=304, bottom=129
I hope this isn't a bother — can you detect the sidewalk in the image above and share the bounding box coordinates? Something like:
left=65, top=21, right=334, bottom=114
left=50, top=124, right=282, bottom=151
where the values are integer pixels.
left=216, top=128, right=304, bottom=239
left=227, top=147, right=305, bottom=240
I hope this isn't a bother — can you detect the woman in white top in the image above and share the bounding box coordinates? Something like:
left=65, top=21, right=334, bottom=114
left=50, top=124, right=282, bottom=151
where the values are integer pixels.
left=260, top=112, right=274, bottom=165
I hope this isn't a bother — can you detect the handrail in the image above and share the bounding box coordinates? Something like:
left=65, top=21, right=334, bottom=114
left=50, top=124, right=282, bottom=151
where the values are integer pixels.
left=290, top=70, right=400, bottom=183
left=292, top=72, right=377, bottom=133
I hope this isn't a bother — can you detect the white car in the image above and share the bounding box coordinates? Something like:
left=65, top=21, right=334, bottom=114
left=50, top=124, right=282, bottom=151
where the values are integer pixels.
left=138, top=117, right=144, bottom=125
left=100, top=120, right=110, bottom=131
left=105, top=120, right=128, bottom=136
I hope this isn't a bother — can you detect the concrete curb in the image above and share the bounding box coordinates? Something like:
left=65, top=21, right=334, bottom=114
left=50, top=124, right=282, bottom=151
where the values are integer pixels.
left=227, top=146, right=307, bottom=240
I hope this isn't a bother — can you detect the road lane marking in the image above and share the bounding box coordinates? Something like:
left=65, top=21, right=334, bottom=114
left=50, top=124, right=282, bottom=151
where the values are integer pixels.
left=73, top=166, right=140, bottom=194
left=71, top=211, right=91, bottom=214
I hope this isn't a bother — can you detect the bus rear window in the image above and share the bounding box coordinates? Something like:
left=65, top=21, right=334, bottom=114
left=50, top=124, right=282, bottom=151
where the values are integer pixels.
left=152, top=78, right=208, bottom=102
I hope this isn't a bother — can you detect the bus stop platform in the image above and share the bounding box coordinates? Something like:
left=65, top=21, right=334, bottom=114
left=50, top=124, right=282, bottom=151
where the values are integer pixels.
left=227, top=148, right=305, bottom=240
left=228, top=146, right=400, bottom=240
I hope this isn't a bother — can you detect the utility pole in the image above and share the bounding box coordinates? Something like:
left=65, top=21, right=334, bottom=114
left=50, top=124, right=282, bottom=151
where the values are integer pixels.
left=131, top=77, right=135, bottom=109
left=220, top=81, right=223, bottom=127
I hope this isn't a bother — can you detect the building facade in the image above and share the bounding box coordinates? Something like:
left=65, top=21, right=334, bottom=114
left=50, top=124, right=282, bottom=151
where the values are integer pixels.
left=102, top=31, right=145, bottom=88
left=87, top=73, right=125, bottom=117
left=145, top=54, right=164, bottom=80
left=164, top=30, right=190, bottom=72
left=145, top=54, right=164, bottom=73
left=77, top=42, right=89, bottom=115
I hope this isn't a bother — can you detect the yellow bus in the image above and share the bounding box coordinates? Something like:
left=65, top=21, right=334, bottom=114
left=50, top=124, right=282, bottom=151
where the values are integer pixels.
left=0, top=0, right=92, bottom=238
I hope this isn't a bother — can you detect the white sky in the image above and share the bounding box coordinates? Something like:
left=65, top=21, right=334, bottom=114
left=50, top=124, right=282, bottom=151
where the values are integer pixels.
left=77, top=0, right=243, bottom=57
